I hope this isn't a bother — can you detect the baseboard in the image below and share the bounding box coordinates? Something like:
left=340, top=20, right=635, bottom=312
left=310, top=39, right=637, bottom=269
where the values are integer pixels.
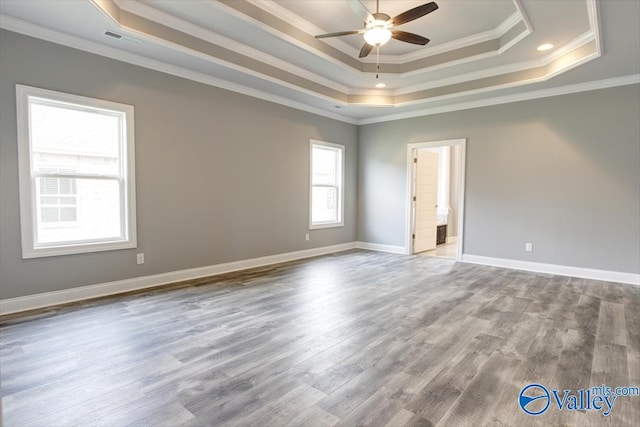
left=446, top=236, right=458, bottom=244
left=0, top=242, right=357, bottom=316
left=355, top=241, right=406, bottom=254
left=462, top=254, right=640, bottom=285
left=6, top=246, right=635, bottom=315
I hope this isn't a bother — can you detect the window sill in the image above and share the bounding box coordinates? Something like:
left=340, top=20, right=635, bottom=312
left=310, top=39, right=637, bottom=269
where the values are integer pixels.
left=309, top=222, right=345, bottom=230
left=23, top=239, right=137, bottom=259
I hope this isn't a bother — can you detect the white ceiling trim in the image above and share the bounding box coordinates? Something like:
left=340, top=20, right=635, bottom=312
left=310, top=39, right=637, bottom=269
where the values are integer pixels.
left=357, top=74, right=640, bottom=125
left=394, top=52, right=597, bottom=109
left=586, top=0, right=602, bottom=53
left=394, top=57, right=542, bottom=96
left=207, top=0, right=361, bottom=75
left=112, top=0, right=350, bottom=94
left=370, top=10, right=526, bottom=64
left=96, top=0, right=596, bottom=96
left=512, top=0, right=533, bottom=33
left=246, top=0, right=529, bottom=66
left=0, top=14, right=358, bottom=124
left=542, top=30, right=596, bottom=65
left=93, top=0, right=548, bottom=97
left=92, top=1, right=364, bottom=107
left=246, top=0, right=358, bottom=59
left=0, top=2, right=602, bottom=114
left=394, top=28, right=599, bottom=96
left=0, top=0, right=616, bottom=123
left=2, top=11, right=634, bottom=127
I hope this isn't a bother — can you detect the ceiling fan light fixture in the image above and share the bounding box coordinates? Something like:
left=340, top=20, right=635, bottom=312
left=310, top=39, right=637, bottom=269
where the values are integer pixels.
left=364, top=23, right=392, bottom=46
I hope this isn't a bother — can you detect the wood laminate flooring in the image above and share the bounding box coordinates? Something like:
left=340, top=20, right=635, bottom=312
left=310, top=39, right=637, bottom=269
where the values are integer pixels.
left=1, top=250, right=639, bottom=426
left=422, top=243, right=457, bottom=260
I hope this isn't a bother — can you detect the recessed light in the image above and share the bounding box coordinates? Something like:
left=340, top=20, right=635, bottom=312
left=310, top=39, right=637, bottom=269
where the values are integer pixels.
left=375, top=82, right=386, bottom=88
left=537, top=43, right=554, bottom=52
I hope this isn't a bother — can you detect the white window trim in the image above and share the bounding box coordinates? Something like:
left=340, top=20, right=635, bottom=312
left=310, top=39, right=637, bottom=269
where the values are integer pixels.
left=309, top=139, right=345, bottom=230
left=16, top=84, right=137, bottom=258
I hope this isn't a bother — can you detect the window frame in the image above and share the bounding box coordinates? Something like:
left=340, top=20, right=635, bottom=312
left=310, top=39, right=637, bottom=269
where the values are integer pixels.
left=309, top=139, right=345, bottom=230
left=16, top=84, right=137, bottom=258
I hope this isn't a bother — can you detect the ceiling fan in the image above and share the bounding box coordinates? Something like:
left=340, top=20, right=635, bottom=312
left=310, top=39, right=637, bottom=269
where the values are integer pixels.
left=315, top=0, right=438, bottom=58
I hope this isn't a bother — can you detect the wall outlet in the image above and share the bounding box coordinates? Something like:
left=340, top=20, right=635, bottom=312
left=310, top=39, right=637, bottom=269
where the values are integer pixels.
left=525, top=243, right=533, bottom=252
left=136, top=253, right=145, bottom=264
left=305, top=233, right=310, bottom=241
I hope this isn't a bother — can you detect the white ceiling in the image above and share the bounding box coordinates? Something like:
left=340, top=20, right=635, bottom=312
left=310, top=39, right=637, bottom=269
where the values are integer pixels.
left=1, top=0, right=638, bottom=124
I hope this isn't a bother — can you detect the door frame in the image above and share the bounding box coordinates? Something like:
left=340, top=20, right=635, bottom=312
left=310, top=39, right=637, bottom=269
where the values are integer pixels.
left=405, top=138, right=467, bottom=260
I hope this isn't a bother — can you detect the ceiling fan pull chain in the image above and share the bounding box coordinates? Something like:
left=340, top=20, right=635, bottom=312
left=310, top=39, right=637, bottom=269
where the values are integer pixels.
left=376, top=46, right=380, bottom=79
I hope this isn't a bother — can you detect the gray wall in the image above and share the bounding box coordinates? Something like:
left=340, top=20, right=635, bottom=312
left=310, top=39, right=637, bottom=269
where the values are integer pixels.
left=358, top=85, right=640, bottom=274
left=1, top=30, right=639, bottom=302
left=0, top=30, right=357, bottom=300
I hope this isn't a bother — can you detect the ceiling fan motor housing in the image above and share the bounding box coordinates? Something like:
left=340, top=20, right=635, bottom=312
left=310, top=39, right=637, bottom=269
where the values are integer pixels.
left=364, top=13, right=392, bottom=46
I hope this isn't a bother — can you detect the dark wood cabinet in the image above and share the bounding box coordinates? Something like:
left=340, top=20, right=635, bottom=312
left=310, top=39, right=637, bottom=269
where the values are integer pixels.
left=436, top=224, right=447, bottom=245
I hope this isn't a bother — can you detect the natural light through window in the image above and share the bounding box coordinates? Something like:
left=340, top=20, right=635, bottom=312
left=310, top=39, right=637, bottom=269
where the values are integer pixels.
left=310, top=140, right=344, bottom=229
left=16, top=85, right=136, bottom=258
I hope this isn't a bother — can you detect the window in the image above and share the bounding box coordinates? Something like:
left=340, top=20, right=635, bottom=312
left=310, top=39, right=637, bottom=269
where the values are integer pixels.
left=310, top=140, right=344, bottom=229
left=16, top=85, right=136, bottom=258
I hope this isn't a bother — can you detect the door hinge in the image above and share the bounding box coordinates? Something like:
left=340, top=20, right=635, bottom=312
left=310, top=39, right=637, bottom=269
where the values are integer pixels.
left=413, top=157, right=417, bottom=163
left=412, top=234, right=415, bottom=239
left=412, top=196, right=416, bottom=202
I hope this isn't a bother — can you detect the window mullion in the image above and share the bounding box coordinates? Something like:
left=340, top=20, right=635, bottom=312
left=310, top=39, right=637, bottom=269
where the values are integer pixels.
left=33, top=172, right=120, bottom=181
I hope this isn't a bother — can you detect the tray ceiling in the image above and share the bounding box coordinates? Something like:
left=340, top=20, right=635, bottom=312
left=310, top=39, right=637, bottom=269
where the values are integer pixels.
left=1, top=0, right=638, bottom=123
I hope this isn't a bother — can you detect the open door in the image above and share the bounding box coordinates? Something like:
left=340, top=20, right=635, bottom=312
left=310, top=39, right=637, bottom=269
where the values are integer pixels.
left=413, top=149, right=439, bottom=253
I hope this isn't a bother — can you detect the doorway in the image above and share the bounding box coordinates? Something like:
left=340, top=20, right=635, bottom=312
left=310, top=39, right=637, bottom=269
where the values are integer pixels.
left=405, top=139, right=466, bottom=261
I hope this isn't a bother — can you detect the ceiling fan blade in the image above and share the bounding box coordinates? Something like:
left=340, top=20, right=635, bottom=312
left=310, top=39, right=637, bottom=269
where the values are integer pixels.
left=359, top=43, right=374, bottom=58
left=391, top=2, right=438, bottom=26
left=391, top=30, right=430, bottom=45
left=315, top=30, right=364, bottom=39
left=347, top=0, right=374, bottom=23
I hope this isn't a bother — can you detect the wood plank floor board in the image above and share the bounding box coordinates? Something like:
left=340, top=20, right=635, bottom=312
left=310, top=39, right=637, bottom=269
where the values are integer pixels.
left=589, top=340, right=630, bottom=427
left=1, top=250, right=639, bottom=426
left=623, top=294, right=640, bottom=354
left=552, top=328, right=597, bottom=393
left=512, top=319, right=567, bottom=385
left=316, top=337, right=430, bottom=418
left=626, top=351, right=640, bottom=427
left=596, top=301, right=628, bottom=347
left=284, top=404, right=340, bottom=427
left=228, top=383, right=326, bottom=427
left=180, top=371, right=304, bottom=425
left=435, top=351, right=522, bottom=426
left=405, top=333, right=503, bottom=425
left=333, top=371, right=418, bottom=427
left=384, top=408, right=420, bottom=427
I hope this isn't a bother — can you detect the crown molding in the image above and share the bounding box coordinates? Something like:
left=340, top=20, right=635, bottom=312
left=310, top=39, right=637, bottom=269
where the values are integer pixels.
left=0, top=14, right=358, bottom=124
left=108, top=0, right=351, bottom=94
left=220, top=0, right=531, bottom=70
left=209, top=0, right=361, bottom=74
left=0, top=0, right=610, bottom=121
left=395, top=28, right=597, bottom=96
left=0, top=9, right=605, bottom=119
left=247, top=0, right=359, bottom=58
left=357, top=74, right=640, bottom=125
left=371, top=8, right=527, bottom=64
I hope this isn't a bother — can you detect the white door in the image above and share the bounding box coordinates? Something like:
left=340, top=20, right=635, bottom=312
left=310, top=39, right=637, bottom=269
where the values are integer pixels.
left=413, top=150, right=439, bottom=253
